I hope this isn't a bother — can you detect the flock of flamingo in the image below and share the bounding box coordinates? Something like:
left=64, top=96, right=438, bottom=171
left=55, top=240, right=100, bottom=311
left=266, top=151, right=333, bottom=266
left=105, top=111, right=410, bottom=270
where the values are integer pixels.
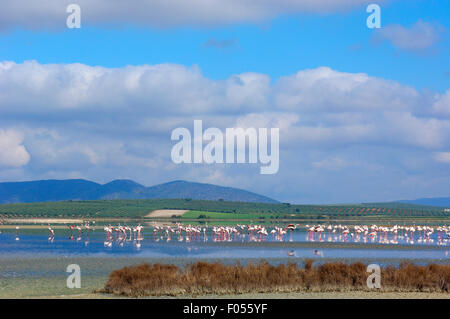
left=6, top=223, right=450, bottom=249
left=304, top=224, right=450, bottom=246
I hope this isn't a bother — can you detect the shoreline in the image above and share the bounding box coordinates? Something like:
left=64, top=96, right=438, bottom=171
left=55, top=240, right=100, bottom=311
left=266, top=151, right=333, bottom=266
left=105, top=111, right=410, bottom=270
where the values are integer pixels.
left=2, top=216, right=450, bottom=224
left=42, top=291, right=450, bottom=299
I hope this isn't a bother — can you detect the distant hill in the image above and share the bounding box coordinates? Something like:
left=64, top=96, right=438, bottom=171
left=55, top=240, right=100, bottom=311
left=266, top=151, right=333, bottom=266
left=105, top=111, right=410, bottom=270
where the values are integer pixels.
left=397, top=197, right=450, bottom=207
left=0, top=179, right=278, bottom=204
left=144, top=180, right=278, bottom=203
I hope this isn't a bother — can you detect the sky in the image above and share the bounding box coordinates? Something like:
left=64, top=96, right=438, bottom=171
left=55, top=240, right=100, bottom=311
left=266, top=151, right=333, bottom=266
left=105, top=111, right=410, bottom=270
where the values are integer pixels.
left=0, top=0, right=449, bottom=204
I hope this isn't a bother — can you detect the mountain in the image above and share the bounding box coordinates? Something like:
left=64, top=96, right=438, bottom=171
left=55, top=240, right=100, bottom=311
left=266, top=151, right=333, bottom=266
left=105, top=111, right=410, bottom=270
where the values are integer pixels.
left=145, top=180, right=277, bottom=203
left=397, top=197, right=450, bottom=207
left=0, top=179, right=103, bottom=203
left=0, top=179, right=278, bottom=204
left=100, top=180, right=149, bottom=199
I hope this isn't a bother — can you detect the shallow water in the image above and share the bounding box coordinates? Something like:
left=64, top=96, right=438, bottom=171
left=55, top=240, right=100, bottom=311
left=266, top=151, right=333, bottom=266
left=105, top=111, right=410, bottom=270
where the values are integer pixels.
left=0, top=225, right=449, bottom=298
left=0, top=227, right=449, bottom=261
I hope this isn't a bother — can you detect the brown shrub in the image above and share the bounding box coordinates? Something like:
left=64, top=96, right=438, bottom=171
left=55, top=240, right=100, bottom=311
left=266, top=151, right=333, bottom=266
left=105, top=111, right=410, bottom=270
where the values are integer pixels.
left=100, top=261, right=450, bottom=296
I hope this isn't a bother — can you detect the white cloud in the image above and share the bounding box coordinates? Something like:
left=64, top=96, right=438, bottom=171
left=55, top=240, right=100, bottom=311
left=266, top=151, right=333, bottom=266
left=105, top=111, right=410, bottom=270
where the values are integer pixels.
left=312, top=157, right=348, bottom=170
left=0, top=61, right=221, bottom=113
left=0, top=130, right=30, bottom=168
left=0, top=0, right=377, bottom=30
left=1, top=60, right=450, bottom=202
left=372, top=20, right=445, bottom=53
left=433, top=90, right=450, bottom=117
left=235, top=113, right=299, bottom=132
left=433, top=152, right=450, bottom=164
left=225, top=73, right=271, bottom=110
left=274, top=67, right=419, bottom=112
left=1, top=60, right=449, bottom=152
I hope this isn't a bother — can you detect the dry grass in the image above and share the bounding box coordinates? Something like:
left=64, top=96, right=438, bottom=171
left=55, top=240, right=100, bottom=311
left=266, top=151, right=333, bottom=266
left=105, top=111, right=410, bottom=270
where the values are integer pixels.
left=100, top=260, right=450, bottom=297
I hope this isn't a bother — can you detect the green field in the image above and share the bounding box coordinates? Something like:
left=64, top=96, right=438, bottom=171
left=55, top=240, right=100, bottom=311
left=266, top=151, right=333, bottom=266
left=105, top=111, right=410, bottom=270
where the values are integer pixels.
left=181, top=210, right=267, bottom=220
left=0, top=198, right=448, bottom=220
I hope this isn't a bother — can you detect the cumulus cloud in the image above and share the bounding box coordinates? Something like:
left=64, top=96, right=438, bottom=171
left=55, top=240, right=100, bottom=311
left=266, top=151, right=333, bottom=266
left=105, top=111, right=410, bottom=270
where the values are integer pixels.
left=235, top=113, right=299, bottom=132
left=372, top=20, right=445, bottom=53
left=1, top=60, right=450, bottom=202
left=0, top=0, right=378, bottom=30
left=274, top=67, right=420, bottom=112
left=433, top=90, right=450, bottom=117
left=0, top=61, right=220, bottom=114
left=1, top=60, right=448, bottom=151
left=0, top=130, right=30, bottom=168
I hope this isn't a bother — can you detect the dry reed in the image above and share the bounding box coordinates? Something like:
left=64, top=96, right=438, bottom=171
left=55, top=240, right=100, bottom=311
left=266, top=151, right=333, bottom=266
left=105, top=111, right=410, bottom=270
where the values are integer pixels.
left=100, top=260, right=450, bottom=296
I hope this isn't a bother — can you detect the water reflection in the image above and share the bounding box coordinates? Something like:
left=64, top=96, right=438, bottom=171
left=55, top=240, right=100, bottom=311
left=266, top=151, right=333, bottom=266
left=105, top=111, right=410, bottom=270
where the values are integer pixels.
left=1, top=222, right=449, bottom=261
left=304, top=224, right=449, bottom=247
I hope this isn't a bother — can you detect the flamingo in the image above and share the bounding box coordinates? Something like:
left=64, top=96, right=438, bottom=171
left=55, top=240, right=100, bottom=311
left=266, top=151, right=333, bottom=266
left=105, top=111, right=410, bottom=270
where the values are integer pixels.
left=15, top=226, right=20, bottom=241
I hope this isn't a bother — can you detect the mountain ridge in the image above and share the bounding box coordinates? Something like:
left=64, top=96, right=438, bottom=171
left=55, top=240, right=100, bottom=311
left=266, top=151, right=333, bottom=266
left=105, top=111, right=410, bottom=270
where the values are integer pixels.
left=0, top=179, right=278, bottom=204
left=397, top=197, right=450, bottom=207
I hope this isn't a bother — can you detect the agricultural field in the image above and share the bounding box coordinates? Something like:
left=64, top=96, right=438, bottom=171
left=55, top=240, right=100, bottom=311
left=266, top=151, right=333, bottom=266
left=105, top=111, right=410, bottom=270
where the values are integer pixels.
left=0, top=198, right=448, bottom=220
left=181, top=210, right=267, bottom=220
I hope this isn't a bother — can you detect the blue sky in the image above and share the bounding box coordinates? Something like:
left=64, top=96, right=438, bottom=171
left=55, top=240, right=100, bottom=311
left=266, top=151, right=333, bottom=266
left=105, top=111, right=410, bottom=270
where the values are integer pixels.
left=1, top=1, right=449, bottom=90
left=0, top=0, right=449, bottom=203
